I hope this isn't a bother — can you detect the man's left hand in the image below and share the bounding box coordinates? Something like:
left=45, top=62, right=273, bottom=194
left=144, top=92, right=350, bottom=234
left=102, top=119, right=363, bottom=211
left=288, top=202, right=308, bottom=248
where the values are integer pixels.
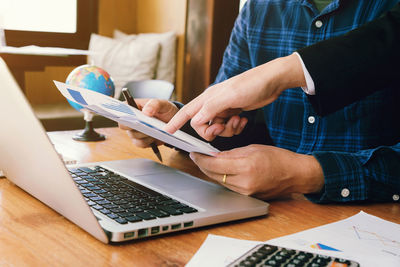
left=189, top=144, right=324, bottom=200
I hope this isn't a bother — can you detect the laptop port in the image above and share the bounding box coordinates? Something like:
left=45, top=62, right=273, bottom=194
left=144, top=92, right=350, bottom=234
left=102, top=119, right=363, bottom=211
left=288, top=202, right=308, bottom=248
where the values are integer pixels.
left=124, top=232, right=134, bottom=239
left=171, top=223, right=181, bottom=230
left=138, top=228, right=148, bottom=238
left=184, top=221, right=194, bottom=228
left=151, top=226, right=160, bottom=235
left=162, top=225, right=169, bottom=231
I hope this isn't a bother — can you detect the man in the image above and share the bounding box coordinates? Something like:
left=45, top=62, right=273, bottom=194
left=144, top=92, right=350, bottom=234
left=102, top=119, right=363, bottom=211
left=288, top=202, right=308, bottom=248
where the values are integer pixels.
left=122, top=0, right=400, bottom=203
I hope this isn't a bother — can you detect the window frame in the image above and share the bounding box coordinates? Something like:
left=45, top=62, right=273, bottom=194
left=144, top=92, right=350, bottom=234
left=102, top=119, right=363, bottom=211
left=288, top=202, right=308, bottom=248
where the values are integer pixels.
left=1, top=0, right=98, bottom=91
left=4, top=0, right=98, bottom=49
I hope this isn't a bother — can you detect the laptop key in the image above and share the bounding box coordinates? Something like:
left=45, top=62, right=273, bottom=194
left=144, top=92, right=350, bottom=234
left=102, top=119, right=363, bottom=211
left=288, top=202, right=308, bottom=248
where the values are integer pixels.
left=97, top=200, right=111, bottom=205
left=100, top=209, right=111, bottom=215
left=136, top=212, right=157, bottom=220
left=127, top=207, right=144, bottom=213
left=87, top=200, right=97, bottom=206
left=83, top=193, right=97, bottom=198
left=90, top=196, right=104, bottom=202
left=158, top=205, right=183, bottom=216
left=110, top=207, right=125, bottom=213
left=92, top=205, right=103, bottom=210
left=115, top=218, right=128, bottom=224
left=80, top=189, right=91, bottom=194
left=103, top=204, right=118, bottom=209
left=171, top=203, right=188, bottom=209
left=107, top=213, right=119, bottom=219
left=114, top=199, right=129, bottom=205
left=78, top=167, right=97, bottom=173
left=86, top=186, right=101, bottom=191
left=161, top=200, right=180, bottom=205
left=98, top=192, right=113, bottom=198
left=179, top=207, right=198, bottom=213
left=147, top=209, right=170, bottom=218
left=126, top=216, right=143, bottom=223
left=68, top=168, right=81, bottom=174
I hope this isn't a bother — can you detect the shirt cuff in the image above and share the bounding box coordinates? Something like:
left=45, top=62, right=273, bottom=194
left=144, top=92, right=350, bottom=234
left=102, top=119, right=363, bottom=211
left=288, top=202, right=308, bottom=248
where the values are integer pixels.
left=305, top=151, right=369, bottom=203
left=293, top=52, right=315, bottom=95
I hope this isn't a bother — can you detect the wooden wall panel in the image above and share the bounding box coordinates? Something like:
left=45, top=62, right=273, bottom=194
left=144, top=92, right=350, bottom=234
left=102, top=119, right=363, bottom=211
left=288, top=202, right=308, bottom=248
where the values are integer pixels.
left=183, top=0, right=239, bottom=103
left=25, top=66, right=75, bottom=105
left=98, top=0, right=137, bottom=37
left=182, top=0, right=212, bottom=103
left=134, top=0, right=187, bottom=102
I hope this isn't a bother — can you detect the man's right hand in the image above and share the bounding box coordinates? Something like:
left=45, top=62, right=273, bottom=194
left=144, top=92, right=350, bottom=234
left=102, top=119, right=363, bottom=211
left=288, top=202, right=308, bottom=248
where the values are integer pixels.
left=119, top=99, right=179, bottom=148
left=165, top=53, right=306, bottom=141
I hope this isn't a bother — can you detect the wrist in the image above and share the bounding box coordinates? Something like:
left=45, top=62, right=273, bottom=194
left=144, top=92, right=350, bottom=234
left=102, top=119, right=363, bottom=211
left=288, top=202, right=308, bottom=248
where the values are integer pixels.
left=292, top=154, right=324, bottom=194
left=276, top=53, right=307, bottom=92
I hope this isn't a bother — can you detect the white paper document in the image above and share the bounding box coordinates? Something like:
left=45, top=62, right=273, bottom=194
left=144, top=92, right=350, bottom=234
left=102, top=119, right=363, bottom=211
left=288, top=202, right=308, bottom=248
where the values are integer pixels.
left=186, top=234, right=262, bottom=267
left=53, top=81, right=220, bottom=156
left=187, top=211, right=400, bottom=267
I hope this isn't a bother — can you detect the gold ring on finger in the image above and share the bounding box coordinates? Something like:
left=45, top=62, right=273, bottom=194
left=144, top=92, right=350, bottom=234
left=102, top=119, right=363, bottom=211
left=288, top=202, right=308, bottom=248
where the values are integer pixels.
left=222, top=174, right=227, bottom=184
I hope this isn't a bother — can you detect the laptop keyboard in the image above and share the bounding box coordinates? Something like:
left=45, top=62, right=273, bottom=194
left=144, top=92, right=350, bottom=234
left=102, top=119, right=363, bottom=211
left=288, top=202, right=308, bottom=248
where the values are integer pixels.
left=68, top=166, right=198, bottom=224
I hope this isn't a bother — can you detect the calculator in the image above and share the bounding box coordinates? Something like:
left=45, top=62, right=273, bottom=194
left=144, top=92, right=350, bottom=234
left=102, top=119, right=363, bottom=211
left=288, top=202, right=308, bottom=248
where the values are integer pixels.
left=227, top=244, right=360, bottom=267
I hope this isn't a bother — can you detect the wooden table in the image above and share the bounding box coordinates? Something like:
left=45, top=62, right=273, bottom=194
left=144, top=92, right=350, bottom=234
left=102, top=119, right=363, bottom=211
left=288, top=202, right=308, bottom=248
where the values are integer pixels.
left=0, top=127, right=399, bottom=266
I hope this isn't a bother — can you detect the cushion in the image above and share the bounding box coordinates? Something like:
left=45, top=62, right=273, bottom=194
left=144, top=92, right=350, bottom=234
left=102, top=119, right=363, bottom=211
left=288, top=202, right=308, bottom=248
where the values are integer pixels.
left=88, top=33, right=160, bottom=98
left=114, top=29, right=176, bottom=84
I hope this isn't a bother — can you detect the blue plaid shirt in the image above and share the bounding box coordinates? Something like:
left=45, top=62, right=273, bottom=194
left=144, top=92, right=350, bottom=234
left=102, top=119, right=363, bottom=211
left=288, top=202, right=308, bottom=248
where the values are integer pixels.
left=214, top=0, right=400, bottom=203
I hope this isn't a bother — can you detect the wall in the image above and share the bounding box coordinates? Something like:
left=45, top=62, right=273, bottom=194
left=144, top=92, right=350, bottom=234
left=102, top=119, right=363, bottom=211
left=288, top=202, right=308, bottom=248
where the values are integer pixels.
left=25, top=0, right=187, bottom=106
left=134, top=0, right=187, bottom=101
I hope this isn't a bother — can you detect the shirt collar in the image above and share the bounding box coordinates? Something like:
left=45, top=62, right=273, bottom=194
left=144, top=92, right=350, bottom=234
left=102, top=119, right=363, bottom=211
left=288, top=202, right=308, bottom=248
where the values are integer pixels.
left=300, top=0, right=342, bottom=15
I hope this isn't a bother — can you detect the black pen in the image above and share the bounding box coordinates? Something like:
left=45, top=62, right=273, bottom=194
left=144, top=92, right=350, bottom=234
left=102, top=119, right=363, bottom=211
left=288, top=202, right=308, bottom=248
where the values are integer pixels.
left=122, top=88, right=163, bottom=162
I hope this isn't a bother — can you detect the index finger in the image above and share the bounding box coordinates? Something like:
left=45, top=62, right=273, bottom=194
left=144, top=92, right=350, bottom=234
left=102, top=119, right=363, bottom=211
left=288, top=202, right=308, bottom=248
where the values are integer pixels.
left=165, top=92, right=231, bottom=133
left=164, top=94, right=206, bottom=133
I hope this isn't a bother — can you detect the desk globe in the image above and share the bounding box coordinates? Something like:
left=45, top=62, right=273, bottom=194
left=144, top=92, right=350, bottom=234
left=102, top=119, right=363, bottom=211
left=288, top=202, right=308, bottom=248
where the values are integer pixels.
left=66, top=65, right=115, bottom=141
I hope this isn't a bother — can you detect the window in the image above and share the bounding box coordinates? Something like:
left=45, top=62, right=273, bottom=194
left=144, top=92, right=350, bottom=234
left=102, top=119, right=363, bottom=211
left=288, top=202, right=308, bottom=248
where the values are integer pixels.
left=0, top=0, right=77, bottom=33
left=2, top=0, right=97, bottom=49
left=1, top=0, right=98, bottom=93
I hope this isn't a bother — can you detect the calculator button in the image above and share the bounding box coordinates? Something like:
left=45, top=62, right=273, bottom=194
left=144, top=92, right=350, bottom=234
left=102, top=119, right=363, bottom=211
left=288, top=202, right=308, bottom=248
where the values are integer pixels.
left=334, top=258, right=351, bottom=264
left=258, top=244, right=278, bottom=255
left=239, top=259, right=255, bottom=266
left=306, top=263, right=326, bottom=267
left=311, top=257, right=330, bottom=265
left=270, top=254, right=287, bottom=263
left=286, top=258, right=306, bottom=265
left=265, top=259, right=279, bottom=266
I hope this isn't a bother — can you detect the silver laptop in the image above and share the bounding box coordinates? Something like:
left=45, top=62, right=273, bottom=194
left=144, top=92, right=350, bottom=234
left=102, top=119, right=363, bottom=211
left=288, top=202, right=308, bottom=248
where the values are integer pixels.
left=0, top=57, right=268, bottom=243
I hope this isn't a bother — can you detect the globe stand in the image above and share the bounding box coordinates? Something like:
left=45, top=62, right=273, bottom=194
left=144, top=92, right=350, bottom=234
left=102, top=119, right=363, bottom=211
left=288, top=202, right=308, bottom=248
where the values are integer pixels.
left=73, top=121, right=105, bottom=141
left=72, top=110, right=105, bottom=142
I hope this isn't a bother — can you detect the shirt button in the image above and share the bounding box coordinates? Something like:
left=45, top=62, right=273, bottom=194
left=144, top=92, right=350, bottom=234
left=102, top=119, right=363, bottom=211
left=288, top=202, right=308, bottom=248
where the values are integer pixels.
left=341, top=188, right=350, bottom=198
left=393, top=194, right=399, bottom=201
left=315, top=20, right=323, bottom=28
left=308, top=116, right=316, bottom=124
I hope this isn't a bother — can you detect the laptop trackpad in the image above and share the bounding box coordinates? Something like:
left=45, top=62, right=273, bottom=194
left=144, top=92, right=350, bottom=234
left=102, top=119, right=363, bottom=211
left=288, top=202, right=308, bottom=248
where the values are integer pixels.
left=135, top=172, right=204, bottom=193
